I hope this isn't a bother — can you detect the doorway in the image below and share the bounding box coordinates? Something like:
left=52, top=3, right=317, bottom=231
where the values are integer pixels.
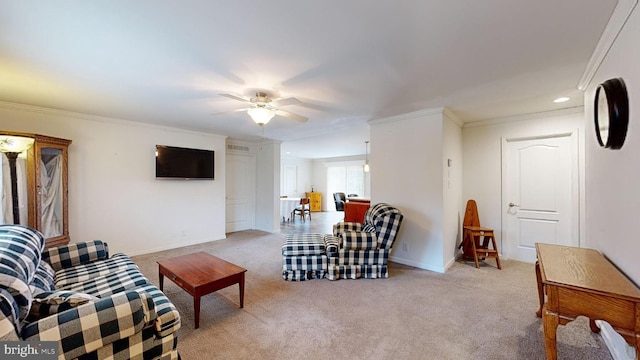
left=225, top=152, right=256, bottom=232
left=501, top=131, right=579, bottom=263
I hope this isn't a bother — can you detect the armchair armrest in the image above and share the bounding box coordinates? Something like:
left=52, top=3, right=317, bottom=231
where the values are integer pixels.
left=333, top=222, right=363, bottom=237
left=21, top=290, right=155, bottom=360
left=323, top=235, right=340, bottom=257
left=342, top=231, right=379, bottom=250
left=42, top=240, right=109, bottom=271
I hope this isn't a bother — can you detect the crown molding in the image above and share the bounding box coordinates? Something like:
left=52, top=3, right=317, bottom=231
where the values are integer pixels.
left=443, top=107, right=464, bottom=127
left=368, top=107, right=445, bottom=125
left=0, top=100, right=228, bottom=139
left=577, top=0, right=638, bottom=90
left=463, top=106, right=584, bottom=128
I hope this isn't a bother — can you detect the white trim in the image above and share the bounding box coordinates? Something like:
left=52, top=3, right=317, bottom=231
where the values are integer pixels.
left=368, top=107, right=444, bottom=125
left=127, top=234, right=226, bottom=257
left=443, top=107, right=464, bottom=127
left=323, top=160, right=365, bottom=167
left=464, top=107, right=584, bottom=128
left=443, top=255, right=457, bottom=272
left=577, top=0, right=638, bottom=90
left=0, top=100, right=228, bottom=139
left=389, top=255, right=446, bottom=273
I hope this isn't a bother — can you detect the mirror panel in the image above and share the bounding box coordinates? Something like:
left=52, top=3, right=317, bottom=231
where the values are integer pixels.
left=39, top=147, right=64, bottom=238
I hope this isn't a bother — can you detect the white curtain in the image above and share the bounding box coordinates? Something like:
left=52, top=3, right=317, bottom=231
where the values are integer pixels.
left=40, top=155, right=62, bottom=237
left=1, top=153, right=12, bottom=224
left=16, top=156, right=28, bottom=225
left=1, top=153, right=29, bottom=225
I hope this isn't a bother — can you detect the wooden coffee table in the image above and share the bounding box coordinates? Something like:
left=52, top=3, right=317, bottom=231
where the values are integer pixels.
left=158, top=252, right=247, bottom=329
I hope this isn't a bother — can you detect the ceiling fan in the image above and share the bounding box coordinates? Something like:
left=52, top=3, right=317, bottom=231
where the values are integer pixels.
left=216, top=91, right=308, bottom=126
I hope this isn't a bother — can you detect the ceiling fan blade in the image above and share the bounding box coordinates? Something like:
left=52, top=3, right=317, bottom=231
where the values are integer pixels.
left=271, top=97, right=301, bottom=107
left=219, top=93, right=250, bottom=103
left=276, top=109, right=308, bottom=123
left=211, top=108, right=247, bottom=116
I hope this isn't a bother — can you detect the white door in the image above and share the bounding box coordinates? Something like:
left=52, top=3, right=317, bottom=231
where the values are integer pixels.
left=502, top=132, right=579, bottom=263
left=226, top=153, right=255, bottom=233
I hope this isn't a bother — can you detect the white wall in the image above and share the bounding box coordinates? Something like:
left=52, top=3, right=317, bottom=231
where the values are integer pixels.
left=0, top=102, right=227, bottom=256
left=370, top=109, right=447, bottom=272
left=255, top=140, right=281, bottom=233
left=462, top=109, right=585, bottom=254
left=442, top=111, right=463, bottom=268
left=280, top=157, right=312, bottom=198
left=584, top=3, right=640, bottom=285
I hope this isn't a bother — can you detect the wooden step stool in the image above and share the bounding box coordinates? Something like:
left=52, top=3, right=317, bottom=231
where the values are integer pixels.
left=460, top=200, right=501, bottom=269
left=462, top=226, right=501, bottom=269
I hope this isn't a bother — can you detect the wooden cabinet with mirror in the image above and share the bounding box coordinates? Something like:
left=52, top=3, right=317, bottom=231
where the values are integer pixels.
left=0, top=131, right=71, bottom=248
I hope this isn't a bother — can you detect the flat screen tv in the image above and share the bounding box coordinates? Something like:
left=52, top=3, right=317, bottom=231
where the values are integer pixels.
left=155, top=145, right=214, bottom=180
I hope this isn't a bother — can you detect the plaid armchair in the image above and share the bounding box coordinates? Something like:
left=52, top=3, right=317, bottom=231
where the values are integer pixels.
left=328, top=203, right=403, bottom=280
left=0, top=225, right=180, bottom=360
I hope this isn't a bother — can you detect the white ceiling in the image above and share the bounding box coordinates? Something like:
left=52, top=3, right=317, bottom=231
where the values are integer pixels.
left=0, top=1, right=616, bottom=158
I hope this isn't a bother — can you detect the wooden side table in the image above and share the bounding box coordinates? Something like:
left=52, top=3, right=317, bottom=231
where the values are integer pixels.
left=535, top=243, right=640, bottom=359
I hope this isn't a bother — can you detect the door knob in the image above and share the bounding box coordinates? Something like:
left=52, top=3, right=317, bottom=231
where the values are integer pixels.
left=508, top=202, right=520, bottom=208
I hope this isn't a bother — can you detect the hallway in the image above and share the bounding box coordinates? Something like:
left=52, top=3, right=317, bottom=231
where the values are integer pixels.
left=280, top=211, right=344, bottom=235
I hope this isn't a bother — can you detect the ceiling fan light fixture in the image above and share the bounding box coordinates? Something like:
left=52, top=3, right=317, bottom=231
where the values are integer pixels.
left=247, top=106, right=276, bottom=125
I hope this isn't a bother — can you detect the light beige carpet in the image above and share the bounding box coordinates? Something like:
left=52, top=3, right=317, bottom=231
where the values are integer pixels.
left=132, top=230, right=612, bottom=360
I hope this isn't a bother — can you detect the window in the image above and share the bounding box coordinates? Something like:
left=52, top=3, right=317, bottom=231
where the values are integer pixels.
left=327, top=165, right=366, bottom=209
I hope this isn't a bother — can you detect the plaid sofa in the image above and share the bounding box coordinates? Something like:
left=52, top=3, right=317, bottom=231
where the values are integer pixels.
left=328, top=203, right=404, bottom=280
left=0, top=225, right=180, bottom=359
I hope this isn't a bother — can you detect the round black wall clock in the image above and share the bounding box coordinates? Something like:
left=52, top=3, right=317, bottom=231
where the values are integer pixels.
left=594, top=77, right=629, bottom=149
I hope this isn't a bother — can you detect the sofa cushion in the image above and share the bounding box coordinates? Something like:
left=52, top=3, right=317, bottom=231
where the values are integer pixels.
left=0, top=225, right=45, bottom=284
left=0, top=288, right=21, bottom=340
left=0, top=267, right=31, bottom=330
left=30, top=262, right=55, bottom=295
left=43, top=240, right=109, bottom=272
left=54, top=253, right=139, bottom=288
left=59, top=267, right=150, bottom=298
left=27, top=290, right=98, bottom=320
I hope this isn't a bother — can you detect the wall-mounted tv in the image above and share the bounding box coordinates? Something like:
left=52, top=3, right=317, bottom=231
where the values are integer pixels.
left=155, top=145, right=214, bottom=180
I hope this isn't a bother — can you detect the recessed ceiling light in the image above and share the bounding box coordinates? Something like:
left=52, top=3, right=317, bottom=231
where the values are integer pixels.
left=553, top=97, right=570, bottom=103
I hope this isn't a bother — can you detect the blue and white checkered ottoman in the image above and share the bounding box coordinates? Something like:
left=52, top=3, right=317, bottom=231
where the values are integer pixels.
left=282, top=233, right=338, bottom=281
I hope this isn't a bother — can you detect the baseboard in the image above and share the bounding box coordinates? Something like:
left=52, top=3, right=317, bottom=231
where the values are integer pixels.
left=595, top=320, right=636, bottom=360
left=389, top=255, right=445, bottom=273
left=127, top=234, right=227, bottom=257
left=443, top=255, right=457, bottom=271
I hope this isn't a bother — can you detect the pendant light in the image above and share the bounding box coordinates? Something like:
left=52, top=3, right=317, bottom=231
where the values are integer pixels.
left=363, top=140, right=370, bottom=173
